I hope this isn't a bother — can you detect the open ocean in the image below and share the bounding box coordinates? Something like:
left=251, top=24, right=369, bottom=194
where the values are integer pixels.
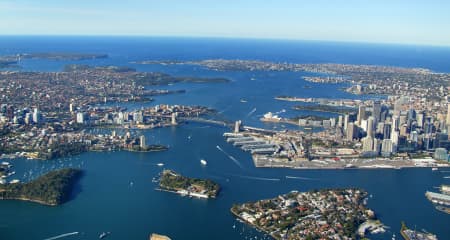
left=0, top=36, right=449, bottom=240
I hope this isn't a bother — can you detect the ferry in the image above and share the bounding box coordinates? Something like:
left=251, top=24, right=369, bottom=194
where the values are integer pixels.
left=200, top=159, right=207, bottom=166
left=157, top=163, right=164, bottom=167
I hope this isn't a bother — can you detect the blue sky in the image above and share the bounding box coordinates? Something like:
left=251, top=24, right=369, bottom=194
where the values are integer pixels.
left=1, top=0, right=449, bottom=46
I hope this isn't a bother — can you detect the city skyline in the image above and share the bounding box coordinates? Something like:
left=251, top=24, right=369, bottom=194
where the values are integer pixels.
left=1, top=0, right=450, bottom=46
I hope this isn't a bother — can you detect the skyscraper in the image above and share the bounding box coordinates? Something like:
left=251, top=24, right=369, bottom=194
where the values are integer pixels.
left=344, top=114, right=349, bottom=131
left=367, top=117, right=374, bottom=138
left=373, top=101, right=381, bottom=122
left=32, top=108, right=41, bottom=124
left=140, top=135, right=146, bottom=148
left=346, top=123, right=356, bottom=141
left=446, top=103, right=450, bottom=126
left=357, top=106, right=366, bottom=126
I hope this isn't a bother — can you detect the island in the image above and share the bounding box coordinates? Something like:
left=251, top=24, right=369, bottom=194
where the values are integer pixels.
left=231, top=188, right=385, bottom=240
left=157, top=169, right=220, bottom=199
left=0, top=168, right=83, bottom=206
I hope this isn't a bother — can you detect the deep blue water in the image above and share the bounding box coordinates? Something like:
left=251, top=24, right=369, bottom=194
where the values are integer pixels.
left=0, top=37, right=449, bottom=240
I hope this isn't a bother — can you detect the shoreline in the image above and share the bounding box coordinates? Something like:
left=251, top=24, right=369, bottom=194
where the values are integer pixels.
left=0, top=196, right=57, bottom=206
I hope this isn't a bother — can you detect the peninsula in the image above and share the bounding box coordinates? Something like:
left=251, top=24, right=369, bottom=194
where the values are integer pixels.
left=0, top=168, right=83, bottom=206
left=158, top=170, right=220, bottom=199
left=231, top=188, right=384, bottom=240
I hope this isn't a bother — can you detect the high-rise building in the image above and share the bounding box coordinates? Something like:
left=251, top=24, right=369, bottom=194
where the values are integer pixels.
left=32, top=108, right=41, bottom=124
left=76, top=112, right=85, bottom=124
left=373, top=138, right=382, bottom=154
left=446, top=104, right=450, bottom=126
left=338, top=115, right=343, bottom=128
left=344, top=114, right=349, bottom=131
left=362, top=136, right=374, bottom=152
left=346, top=123, right=356, bottom=141
left=140, top=135, right=146, bottom=148
left=381, top=139, right=396, bottom=156
left=416, top=112, right=424, bottom=128
left=367, top=117, right=374, bottom=138
left=434, top=148, right=448, bottom=161
left=357, top=106, right=366, bottom=126
left=234, top=120, right=242, bottom=133
left=373, top=101, right=381, bottom=122
left=383, top=123, right=391, bottom=139
left=171, top=112, right=177, bottom=125
left=69, top=103, right=74, bottom=113
left=391, top=130, right=399, bottom=145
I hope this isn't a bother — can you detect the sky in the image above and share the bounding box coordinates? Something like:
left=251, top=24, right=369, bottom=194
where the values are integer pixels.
left=1, top=0, right=449, bottom=46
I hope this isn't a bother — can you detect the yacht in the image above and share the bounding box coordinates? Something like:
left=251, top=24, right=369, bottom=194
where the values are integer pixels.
left=157, top=163, right=164, bottom=167
left=200, top=159, right=207, bottom=166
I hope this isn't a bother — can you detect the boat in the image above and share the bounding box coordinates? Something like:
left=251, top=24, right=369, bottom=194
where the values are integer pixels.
left=157, top=163, right=164, bottom=167
left=99, top=232, right=111, bottom=239
left=435, top=205, right=450, bottom=214
left=432, top=167, right=438, bottom=171
left=200, top=159, right=207, bottom=166
left=240, top=99, right=247, bottom=103
left=10, top=179, right=20, bottom=184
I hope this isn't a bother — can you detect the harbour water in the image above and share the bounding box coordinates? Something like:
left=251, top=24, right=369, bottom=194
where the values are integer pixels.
left=1, top=37, right=449, bottom=239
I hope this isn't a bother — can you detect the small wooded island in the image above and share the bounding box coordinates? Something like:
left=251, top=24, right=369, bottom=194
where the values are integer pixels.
left=158, top=170, right=220, bottom=199
left=0, top=168, right=83, bottom=206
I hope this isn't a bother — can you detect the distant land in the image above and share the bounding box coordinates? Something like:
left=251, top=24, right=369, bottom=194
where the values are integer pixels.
left=0, top=168, right=83, bottom=206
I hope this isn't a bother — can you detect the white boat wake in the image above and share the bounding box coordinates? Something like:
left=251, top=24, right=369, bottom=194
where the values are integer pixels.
left=216, top=145, right=243, bottom=169
left=43, top=232, right=79, bottom=240
left=246, top=108, right=257, bottom=117
left=235, top=175, right=280, bottom=181
left=285, top=175, right=317, bottom=180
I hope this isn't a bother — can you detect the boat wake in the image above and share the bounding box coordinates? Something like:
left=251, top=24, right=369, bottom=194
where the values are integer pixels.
left=285, top=175, right=317, bottom=181
left=233, top=174, right=280, bottom=181
left=246, top=108, right=257, bottom=117
left=43, top=232, right=79, bottom=240
left=216, top=145, right=243, bottom=169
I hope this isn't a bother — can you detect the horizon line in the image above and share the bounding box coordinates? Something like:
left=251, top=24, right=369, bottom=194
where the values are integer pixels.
left=1, top=34, right=449, bottom=48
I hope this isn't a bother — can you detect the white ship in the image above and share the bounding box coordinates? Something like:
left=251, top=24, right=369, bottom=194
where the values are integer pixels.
left=200, top=159, right=207, bottom=166
left=157, top=163, right=164, bottom=167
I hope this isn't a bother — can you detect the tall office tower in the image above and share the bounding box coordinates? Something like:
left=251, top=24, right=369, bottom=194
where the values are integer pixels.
left=234, top=120, right=242, bottom=133
left=416, top=112, right=424, bottom=128
left=392, top=116, right=400, bottom=131
left=140, top=135, right=146, bottom=148
left=383, top=123, right=391, bottom=139
left=446, top=103, right=450, bottom=126
left=373, top=101, right=381, bottom=122
left=381, top=139, right=396, bottom=156
left=338, top=115, right=343, bottom=128
left=391, top=130, right=399, bottom=145
left=373, top=138, right=382, bottom=154
left=367, top=117, right=374, bottom=138
left=357, top=105, right=366, bottom=126
left=76, top=112, right=85, bottom=124
left=32, top=108, right=40, bottom=124
left=171, top=112, right=177, bottom=125
left=69, top=103, right=74, bottom=113
left=346, top=123, right=356, bottom=141
left=362, top=136, right=374, bottom=152
left=344, top=114, right=349, bottom=131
